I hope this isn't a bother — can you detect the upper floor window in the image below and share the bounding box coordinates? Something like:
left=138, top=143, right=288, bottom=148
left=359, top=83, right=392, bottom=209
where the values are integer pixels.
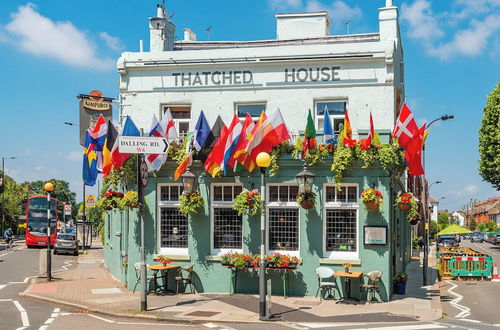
left=315, top=100, right=347, bottom=133
left=235, top=103, right=266, bottom=122
left=162, top=105, right=191, bottom=137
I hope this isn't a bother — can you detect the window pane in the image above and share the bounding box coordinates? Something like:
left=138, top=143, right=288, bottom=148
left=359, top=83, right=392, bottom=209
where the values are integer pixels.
left=316, top=101, right=346, bottom=116
left=170, top=186, right=180, bottom=201
left=166, top=106, right=191, bottom=119
left=279, top=186, right=288, bottom=202
left=269, top=208, right=299, bottom=251
left=223, top=186, right=233, bottom=202
left=337, top=186, right=346, bottom=202
left=160, top=186, right=182, bottom=202
left=236, top=104, right=266, bottom=118
left=214, top=186, right=223, bottom=202
left=160, top=208, right=188, bottom=248
left=333, top=119, right=344, bottom=133
left=325, top=209, right=357, bottom=252
left=160, top=186, right=169, bottom=201
left=269, top=186, right=279, bottom=202
left=178, top=122, right=189, bottom=135
left=347, top=186, right=357, bottom=202
left=289, top=186, right=299, bottom=201
left=234, top=186, right=243, bottom=196
left=213, top=208, right=242, bottom=249
left=326, top=186, right=336, bottom=202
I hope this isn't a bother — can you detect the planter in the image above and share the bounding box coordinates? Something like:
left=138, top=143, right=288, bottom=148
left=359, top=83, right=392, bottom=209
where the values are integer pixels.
left=364, top=199, right=380, bottom=211
left=300, top=199, right=315, bottom=209
left=393, top=281, right=407, bottom=295
left=409, top=218, right=419, bottom=225
left=397, top=202, right=411, bottom=212
left=129, top=202, right=139, bottom=208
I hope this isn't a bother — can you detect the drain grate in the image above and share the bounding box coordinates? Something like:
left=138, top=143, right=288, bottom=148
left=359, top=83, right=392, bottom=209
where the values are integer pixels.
left=185, top=311, right=220, bottom=317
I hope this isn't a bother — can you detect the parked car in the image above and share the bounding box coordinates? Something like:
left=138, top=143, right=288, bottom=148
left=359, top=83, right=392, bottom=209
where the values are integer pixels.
left=486, top=232, right=500, bottom=244
left=437, top=235, right=459, bottom=247
left=471, top=232, right=484, bottom=243
left=462, top=233, right=472, bottom=240
left=491, top=234, right=500, bottom=245
left=53, top=234, right=78, bottom=256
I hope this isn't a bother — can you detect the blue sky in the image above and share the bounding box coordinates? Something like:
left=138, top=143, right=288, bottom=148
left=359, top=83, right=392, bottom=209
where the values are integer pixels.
left=0, top=0, right=498, bottom=211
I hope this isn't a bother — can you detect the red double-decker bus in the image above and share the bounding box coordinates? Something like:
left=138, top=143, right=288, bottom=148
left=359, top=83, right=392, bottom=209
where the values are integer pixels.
left=25, top=196, right=58, bottom=247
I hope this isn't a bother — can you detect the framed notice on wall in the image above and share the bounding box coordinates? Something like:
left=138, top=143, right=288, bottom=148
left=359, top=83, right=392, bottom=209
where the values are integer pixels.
left=364, top=226, right=387, bottom=245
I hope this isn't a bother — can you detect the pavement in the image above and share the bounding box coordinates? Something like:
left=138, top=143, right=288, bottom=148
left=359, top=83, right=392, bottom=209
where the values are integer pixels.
left=20, top=240, right=443, bottom=325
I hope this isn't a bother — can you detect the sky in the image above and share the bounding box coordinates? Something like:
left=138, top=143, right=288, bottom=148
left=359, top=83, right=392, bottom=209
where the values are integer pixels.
left=0, top=0, right=498, bottom=212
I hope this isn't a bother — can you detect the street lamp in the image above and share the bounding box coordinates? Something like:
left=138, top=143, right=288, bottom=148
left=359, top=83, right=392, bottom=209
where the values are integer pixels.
left=64, top=122, right=79, bottom=126
left=44, top=182, right=54, bottom=281
left=256, top=152, right=271, bottom=320
left=295, top=163, right=316, bottom=194
left=428, top=181, right=442, bottom=191
left=1, top=156, right=17, bottom=234
left=181, top=167, right=196, bottom=194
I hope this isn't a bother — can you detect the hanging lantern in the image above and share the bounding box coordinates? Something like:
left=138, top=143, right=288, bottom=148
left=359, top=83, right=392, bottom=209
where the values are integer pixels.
left=295, top=164, right=315, bottom=193
left=181, top=167, right=196, bottom=194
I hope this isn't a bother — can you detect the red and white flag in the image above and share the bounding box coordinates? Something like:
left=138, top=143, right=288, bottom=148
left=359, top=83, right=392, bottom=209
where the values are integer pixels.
left=392, top=103, right=419, bottom=148
left=359, top=112, right=374, bottom=150
left=405, top=124, right=426, bottom=176
left=163, top=108, right=178, bottom=143
left=145, top=114, right=170, bottom=171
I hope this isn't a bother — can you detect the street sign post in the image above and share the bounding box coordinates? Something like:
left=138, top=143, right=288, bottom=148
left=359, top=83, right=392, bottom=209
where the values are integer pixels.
left=64, top=204, right=72, bottom=216
left=140, top=160, right=149, bottom=187
left=85, top=194, right=96, bottom=208
left=118, top=136, right=168, bottom=154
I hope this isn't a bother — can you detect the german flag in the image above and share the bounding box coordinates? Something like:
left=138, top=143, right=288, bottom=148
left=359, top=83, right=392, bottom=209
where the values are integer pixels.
left=102, top=120, right=118, bottom=178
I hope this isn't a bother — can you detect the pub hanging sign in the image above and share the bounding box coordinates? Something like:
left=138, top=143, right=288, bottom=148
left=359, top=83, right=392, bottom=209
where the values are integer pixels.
left=82, top=90, right=111, bottom=111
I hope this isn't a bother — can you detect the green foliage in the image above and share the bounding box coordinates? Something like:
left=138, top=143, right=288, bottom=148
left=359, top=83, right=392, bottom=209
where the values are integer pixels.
left=377, top=142, right=406, bottom=177
left=438, top=212, right=451, bottom=225
left=478, top=80, right=500, bottom=190
left=469, top=217, right=477, bottom=230
left=486, top=220, right=498, bottom=232
left=26, top=179, right=77, bottom=219
left=412, top=236, right=422, bottom=249
left=292, top=137, right=302, bottom=159
left=430, top=221, right=438, bottom=239
left=296, top=191, right=316, bottom=204
left=477, top=223, right=487, bottom=232
left=169, top=141, right=188, bottom=165
left=331, top=144, right=355, bottom=187
left=117, top=191, right=139, bottom=210
left=269, top=141, right=293, bottom=177
left=232, top=189, right=261, bottom=216
left=102, top=155, right=137, bottom=192
left=179, top=190, right=204, bottom=216
left=304, top=145, right=330, bottom=166
left=357, top=145, right=377, bottom=168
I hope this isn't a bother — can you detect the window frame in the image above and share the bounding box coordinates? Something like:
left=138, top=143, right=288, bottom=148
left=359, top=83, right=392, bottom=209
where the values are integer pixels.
left=314, top=99, right=348, bottom=133
left=266, top=183, right=300, bottom=256
left=157, top=183, right=189, bottom=255
left=322, top=183, right=359, bottom=260
left=234, top=102, right=267, bottom=122
left=161, top=104, right=191, bottom=137
left=211, top=183, right=244, bottom=255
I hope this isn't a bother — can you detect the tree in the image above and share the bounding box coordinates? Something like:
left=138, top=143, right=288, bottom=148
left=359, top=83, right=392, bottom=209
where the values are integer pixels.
left=478, top=223, right=487, bottom=232
left=469, top=217, right=477, bottom=231
left=478, top=81, right=500, bottom=190
left=438, top=212, right=451, bottom=226
left=430, top=220, right=438, bottom=239
left=486, top=220, right=498, bottom=232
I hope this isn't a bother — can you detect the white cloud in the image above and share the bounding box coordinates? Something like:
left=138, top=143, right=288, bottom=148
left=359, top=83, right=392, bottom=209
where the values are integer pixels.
left=402, top=0, right=500, bottom=60
left=2, top=3, right=115, bottom=70
left=67, top=151, right=81, bottom=161
left=451, top=184, right=479, bottom=197
left=306, top=0, right=362, bottom=24
left=35, top=166, right=45, bottom=171
left=269, top=0, right=302, bottom=11
left=99, top=32, right=124, bottom=51
left=464, top=184, right=479, bottom=194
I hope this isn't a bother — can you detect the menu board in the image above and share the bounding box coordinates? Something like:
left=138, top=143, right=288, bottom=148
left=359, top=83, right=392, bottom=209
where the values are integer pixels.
left=364, top=226, right=387, bottom=245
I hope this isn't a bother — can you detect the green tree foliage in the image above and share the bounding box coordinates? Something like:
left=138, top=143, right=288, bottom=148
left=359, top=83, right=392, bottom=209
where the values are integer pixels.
left=430, top=220, right=438, bottom=239
left=469, top=217, right=477, bottom=231
left=25, top=179, right=77, bottom=219
left=486, top=220, right=498, bottom=232
left=438, top=212, right=451, bottom=226
left=478, top=81, right=500, bottom=190
left=0, top=173, right=28, bottom=230
left=477, top=223, right=487, bottom=232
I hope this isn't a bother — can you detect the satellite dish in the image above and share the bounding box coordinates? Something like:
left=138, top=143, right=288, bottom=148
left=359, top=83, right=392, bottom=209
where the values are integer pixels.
left=150, top=17, right=166, bottom=30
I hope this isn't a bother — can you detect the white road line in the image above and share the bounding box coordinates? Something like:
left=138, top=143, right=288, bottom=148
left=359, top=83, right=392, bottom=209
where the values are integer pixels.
left=38, top=325, right=48, bottom=330
left=88, top=314, right=115, bottom=323
left=204, top=323, right=219, bottom=328
left=348, top=324, right=446, bottom=330
left=86, top=313, right=194, bottom=327
left=0, top=284, right=6, bottom=290
left=294, top=323, right=360, bottom=328
left=0, top=298, right=13, bottom=301
left=445, top=280, right=471, bottom=319
left=461, top=319, right=482, bottom=323
left=13, top=300, right=30, bottom=327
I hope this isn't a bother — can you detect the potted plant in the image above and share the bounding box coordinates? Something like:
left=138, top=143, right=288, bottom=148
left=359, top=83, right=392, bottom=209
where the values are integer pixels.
left=343, top=263, right=352, bottom=273
left=156, top=255, right=171, bottom=266
left=232, top=189, right=262, bottom=216
left=361, top=188, right=383, bottom=211
left=118, top=191, right=139, bottom=210
left=296, top=191, right=316, bottom=209
left=97, top=189, right=124, bottom=211
left=179, top=189, right=204, bottom=216
left=266, top=253, right=301, bottom=269
left=393, top=272, right=408, bottom=294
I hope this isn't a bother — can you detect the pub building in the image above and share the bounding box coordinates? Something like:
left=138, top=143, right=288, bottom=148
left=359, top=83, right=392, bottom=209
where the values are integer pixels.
left=104, top=0, right=410, bottom=301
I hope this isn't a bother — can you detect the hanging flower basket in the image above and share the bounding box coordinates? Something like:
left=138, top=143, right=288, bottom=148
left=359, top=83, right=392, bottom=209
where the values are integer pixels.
left=300, top=199, right=315, bottom=209
left=397, top=202, right=411, bottom=212
left=395, top=192, right=420, bottom=223
left=296, top=191, right=316, bottom=209
left=361, top=188, right=383, bottom=211
left=232, top=189, right=261, bottom=216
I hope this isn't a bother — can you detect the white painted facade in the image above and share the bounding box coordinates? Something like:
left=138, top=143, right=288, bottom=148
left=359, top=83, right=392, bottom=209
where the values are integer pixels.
left=117, top=2, right=404, bottom=136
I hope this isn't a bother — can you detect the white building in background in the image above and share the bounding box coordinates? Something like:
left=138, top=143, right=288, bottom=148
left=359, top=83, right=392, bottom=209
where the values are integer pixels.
left=429, top=196, right=438, bottom=223
left=117, top=0, right=404, bottom=136
left=452, top=211, right=466, bottom=227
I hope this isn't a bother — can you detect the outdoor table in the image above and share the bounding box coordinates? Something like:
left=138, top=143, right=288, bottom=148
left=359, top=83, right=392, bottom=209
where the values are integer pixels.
left=334, top=270, right=362, bottom=303
left=222, top=265, right=296, bottom=298
left=147, top=264, right=180, bottom=294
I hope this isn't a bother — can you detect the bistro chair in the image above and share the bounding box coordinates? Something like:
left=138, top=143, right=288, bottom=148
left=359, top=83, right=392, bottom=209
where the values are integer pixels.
left=315, top=266, right=336, bottom=302
left=132, top=262, right=155, bottom=293
left=360, top=270, right=382, bottom=303
left=175, top=264, right=195, bottom=294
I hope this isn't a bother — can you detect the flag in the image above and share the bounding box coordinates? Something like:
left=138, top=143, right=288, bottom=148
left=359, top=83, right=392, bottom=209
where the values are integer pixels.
left=323, top=108, right=336, bottom=145
left=174, top=154, right=192, bottom=181
left=246, top=109, right=290, bottom=172
left=405, top=124, right=426, bottom=176
left=358, top=112, right=375, bottom=150
left=112, top=116, right=140, bottom=170
left=392, top=103, right=419, bottom=148
left=196, top=116, right=224, bottom=162
left=86, top=114, right=107, bottom=171
left=102, top=120, right=118, bottom=178
left=234, top=112, right=265, bottom=168
left=145, top=114, right=170, bottom=171
left=221, top=115, right=243, bottom=175
left=230, top=113, right=255, bottom=170
left=83, top=131, right=99, bottom=186
left=163, top=108, right=178, bottom=143
left=342, top=109, right=356, bottom=148
left=302, top=109, right=316, bottom=158
left=193, top=111, right=211, bottom=152
left=204, top=125, right=229, bottom=177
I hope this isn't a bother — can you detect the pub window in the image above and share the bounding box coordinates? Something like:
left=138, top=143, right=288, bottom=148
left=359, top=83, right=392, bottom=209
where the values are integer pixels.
left=324, top=184, right=358, bottom=259
left=235, top=103, right=266, bottom=122
left=212, top=184, right=243, bottom=253
left=267, top=184, right=300, bottom=255
left=162, top=105, right=191, bottom=137
left=315, top=100, right=347, bottom=133
left=157, top=184, right=188, bottom=254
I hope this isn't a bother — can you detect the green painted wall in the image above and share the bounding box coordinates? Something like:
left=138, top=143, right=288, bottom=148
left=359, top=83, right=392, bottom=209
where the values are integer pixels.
left=104, top=156, right=411, bottom=301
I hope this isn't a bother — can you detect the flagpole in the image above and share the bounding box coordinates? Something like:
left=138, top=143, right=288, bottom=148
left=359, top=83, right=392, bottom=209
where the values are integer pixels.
left=83, top=183, right=86, bottom=254
left=138, top=154, right=147, bottom=311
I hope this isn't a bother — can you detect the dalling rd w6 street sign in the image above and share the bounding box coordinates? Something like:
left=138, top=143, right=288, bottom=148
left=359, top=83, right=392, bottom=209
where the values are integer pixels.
left=118, top=136, right=169, bottom=154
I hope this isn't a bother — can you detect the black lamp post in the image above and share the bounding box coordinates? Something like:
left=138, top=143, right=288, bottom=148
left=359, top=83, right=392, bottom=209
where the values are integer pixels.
left=256, top=152, right=271, bottom=320
left=181, top=167, right=196, bottom=194
left=44, top=182, right=54, bottom=281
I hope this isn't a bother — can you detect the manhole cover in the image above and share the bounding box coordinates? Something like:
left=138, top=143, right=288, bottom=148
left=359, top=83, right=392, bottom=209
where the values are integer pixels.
left=185, top=311, right=220, bottom=317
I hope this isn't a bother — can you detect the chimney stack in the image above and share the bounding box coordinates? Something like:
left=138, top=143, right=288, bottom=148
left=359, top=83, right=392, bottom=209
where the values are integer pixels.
left=149, top=3, right=176, bottom=52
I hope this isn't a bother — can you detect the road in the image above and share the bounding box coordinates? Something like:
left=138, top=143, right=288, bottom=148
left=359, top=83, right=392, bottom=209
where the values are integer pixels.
left=439, top=239, right=500, bottom=327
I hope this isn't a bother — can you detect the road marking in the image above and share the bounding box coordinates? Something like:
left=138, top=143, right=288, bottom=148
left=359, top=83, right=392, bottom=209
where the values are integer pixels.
left=39, top=307, right=61, bottom=330
left=293, top=323, right=360, bottom=328
left=88, top=314, right=115, bottom=323
left=461, top=319, right=482, bottom=323
left=0, top=285, right=6, bottom=290
left=0, top=298, right=13, bottom=301
left=204, top=323, right=219, bottom=328
left=445, top=280, right=471, bottom=319
left=13, top=300, right=30, bottom=327
left=348, top=324, right=446, bottom=330
left=9, top=276, right=35, bottom=284
left=87, top=313, right=194, bottom=326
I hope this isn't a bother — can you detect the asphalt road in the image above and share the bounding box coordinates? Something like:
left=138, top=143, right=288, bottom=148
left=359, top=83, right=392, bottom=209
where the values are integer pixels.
left=439, top=239, right=500, bottom=326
